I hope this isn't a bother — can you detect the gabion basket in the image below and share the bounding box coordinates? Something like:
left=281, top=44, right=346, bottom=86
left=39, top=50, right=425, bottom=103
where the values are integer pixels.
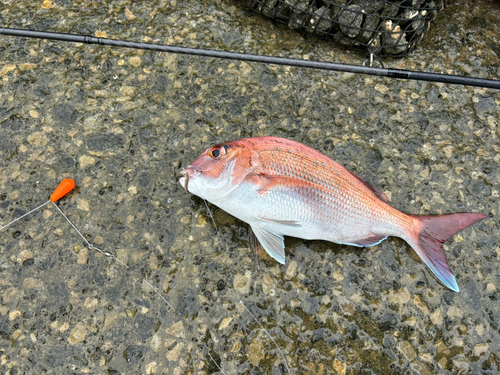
left=240, top=0, right=445, bottom=58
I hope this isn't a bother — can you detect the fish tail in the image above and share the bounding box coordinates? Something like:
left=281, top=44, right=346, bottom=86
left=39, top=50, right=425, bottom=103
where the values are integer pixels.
left=407, top=213, right=487, bottom=292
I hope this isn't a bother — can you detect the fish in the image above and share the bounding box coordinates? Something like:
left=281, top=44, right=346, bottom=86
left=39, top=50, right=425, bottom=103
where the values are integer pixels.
left=179, top=136, right=487, bottom=292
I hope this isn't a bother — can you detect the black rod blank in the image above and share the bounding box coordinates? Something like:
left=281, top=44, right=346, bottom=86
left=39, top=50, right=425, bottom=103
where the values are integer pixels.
left=1, top=27, right=499, bottom=90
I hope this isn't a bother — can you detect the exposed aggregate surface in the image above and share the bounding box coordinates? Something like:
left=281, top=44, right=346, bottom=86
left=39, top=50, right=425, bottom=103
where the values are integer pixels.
left=1, top=0, right=500, bottom=374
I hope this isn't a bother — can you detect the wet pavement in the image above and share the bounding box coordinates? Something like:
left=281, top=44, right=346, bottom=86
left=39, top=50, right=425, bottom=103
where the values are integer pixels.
left=0, top=0, right=499, bottom=374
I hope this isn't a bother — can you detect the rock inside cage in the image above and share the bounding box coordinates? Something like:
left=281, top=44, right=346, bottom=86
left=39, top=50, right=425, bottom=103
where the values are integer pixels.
left=240, top=0, right=445, bottom=57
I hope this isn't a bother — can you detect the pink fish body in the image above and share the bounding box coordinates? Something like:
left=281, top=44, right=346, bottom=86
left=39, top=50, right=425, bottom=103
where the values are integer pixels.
left=179, top=137, right=486, bottom=292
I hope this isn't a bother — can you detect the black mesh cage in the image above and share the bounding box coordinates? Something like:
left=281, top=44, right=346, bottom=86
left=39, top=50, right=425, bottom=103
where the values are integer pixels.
left=240, top=0, right=445, bottom=57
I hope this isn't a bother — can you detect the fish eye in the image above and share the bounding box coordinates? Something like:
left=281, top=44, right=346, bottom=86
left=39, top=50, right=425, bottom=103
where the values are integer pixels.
left=210, top=148, right=221, bottom=158
left=209, top=144, right=230, bottom=159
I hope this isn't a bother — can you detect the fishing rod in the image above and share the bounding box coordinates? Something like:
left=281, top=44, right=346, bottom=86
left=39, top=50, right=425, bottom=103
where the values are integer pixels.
left=1, top=27, right=499, bottom=90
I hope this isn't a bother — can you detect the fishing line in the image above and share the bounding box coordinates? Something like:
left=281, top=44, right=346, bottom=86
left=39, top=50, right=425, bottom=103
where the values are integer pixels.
left=0, top=201, right=49, bottom=231
left=51, top=201, right=129, bottom=268
left=240, top=300, right=292, bottom=374
left=202, top=199, right=218, bottom=234
left=201, top=198, right=225, bottom=250
left=1, top=27, right=499, bottom=89
left=142, top=279, right=176, bottom=311
left=142, top=279, right=227, bottom=375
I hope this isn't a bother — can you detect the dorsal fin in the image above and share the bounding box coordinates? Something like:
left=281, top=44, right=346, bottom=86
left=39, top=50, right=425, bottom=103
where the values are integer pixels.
left=347, top=170, right=390, bottom=204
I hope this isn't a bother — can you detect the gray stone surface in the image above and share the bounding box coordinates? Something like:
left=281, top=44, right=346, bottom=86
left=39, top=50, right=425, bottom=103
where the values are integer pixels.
left=0, top=0, right=499, bottom=374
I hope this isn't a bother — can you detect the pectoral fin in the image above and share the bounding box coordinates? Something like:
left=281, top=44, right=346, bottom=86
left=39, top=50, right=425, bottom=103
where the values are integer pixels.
left=258, top=217, right=302, bottom=228
left=248, top=225, right=286, bottom=264
left=245, top=173, right=313, bottom=196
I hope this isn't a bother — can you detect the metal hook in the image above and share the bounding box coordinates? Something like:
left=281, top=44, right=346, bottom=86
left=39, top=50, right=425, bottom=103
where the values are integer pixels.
left=362, top=51, right=385, bottom=69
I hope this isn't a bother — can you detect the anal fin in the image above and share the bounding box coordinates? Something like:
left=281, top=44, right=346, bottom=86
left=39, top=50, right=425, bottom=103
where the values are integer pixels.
left=351, top=234, right=388, bottom=247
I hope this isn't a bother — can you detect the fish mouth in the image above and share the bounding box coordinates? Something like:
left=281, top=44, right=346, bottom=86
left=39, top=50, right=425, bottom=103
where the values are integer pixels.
left=179, top=167, right=199, bottom=194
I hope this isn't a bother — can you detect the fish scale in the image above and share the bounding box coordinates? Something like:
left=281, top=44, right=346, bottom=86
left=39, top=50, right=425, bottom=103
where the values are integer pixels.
left=260, top=148, right=395, bottom=232
left=180, top=136, right=487, bottom=292
left=252, top=137, right=425, bottom=245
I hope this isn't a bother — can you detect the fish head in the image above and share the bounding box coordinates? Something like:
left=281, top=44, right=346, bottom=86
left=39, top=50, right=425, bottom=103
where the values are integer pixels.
left=179, top=139, right=254, bottom=201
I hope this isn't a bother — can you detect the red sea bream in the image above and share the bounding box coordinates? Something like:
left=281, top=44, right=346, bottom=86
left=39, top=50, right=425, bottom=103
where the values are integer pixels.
left=179, top=137, right=486, bottom=292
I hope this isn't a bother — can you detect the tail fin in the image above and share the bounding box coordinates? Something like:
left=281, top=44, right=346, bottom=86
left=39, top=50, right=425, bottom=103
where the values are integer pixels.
left=407, top=213, right=487, bottom=292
